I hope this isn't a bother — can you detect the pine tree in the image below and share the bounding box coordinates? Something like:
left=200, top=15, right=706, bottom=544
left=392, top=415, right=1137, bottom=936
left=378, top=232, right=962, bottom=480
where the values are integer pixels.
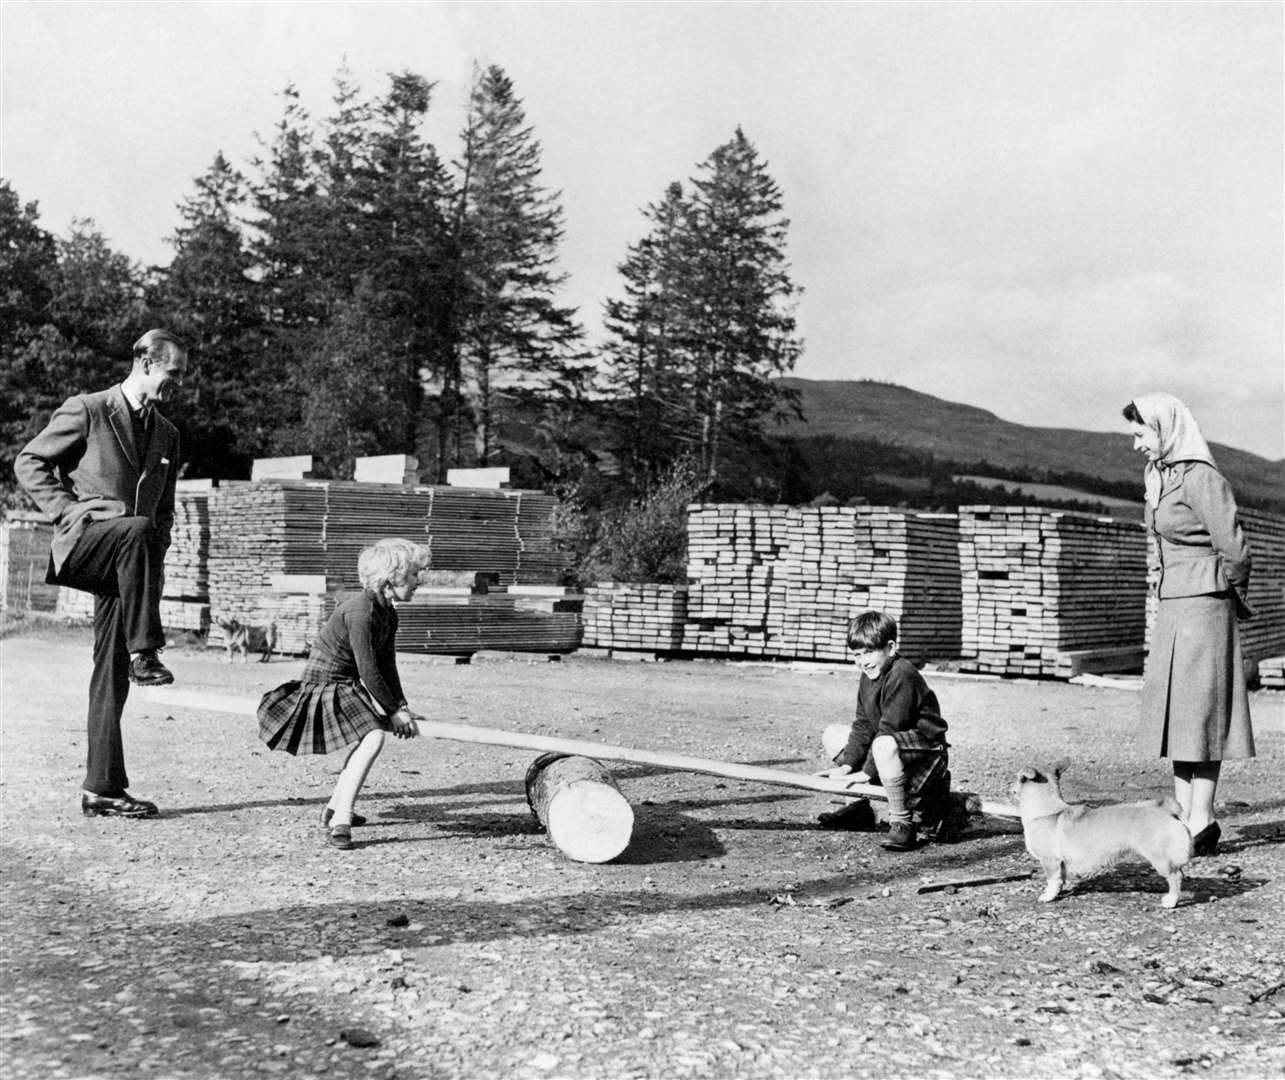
left=603, top=129, right=802, bottom=486
left=365, top=71, right=457, bottom=479
left=1, top=214, right=145, bottom=499
left=684, top=128, right=802, bottom=482
left=148, top=152, right=270, bottom=477
left=451, top=64, right=583, bottom=466
left=0, top=182, right=59, bottom=491
left=601, top=182, right=697, bottom=481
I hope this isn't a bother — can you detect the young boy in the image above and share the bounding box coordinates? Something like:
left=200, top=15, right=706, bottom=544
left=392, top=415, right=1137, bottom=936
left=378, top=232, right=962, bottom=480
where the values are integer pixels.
left=816, top=610, right=949, bottom=850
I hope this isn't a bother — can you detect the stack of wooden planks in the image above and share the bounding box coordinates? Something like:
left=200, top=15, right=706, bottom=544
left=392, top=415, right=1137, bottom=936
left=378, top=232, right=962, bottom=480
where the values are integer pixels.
left=161, top=480, right=213, bottom=632
left=685, top=504, right=792, bottom=657
left=682, top=505, right=965, bottom=663
left=958, top=506, right=1146, bottom=677
left=1258, top=655, right=1285, bottom=690
left=849, top=509, right=962, bottom=663
left=207, top=480, right=569, bottom=656
left=1235, top=508, right=1285, bottom=667
left=396, top=588, right=581, bottom=657
left=581, top=583, right=689, bottom=652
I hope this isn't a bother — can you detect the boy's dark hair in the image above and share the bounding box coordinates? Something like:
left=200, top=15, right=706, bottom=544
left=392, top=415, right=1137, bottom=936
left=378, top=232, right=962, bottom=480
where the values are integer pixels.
left=847, top=610, right=898, bottom=651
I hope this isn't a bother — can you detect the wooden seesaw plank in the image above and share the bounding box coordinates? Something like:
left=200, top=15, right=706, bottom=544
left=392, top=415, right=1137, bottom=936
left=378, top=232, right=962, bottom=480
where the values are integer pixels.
left=137, top=686, right=1020, bottom=819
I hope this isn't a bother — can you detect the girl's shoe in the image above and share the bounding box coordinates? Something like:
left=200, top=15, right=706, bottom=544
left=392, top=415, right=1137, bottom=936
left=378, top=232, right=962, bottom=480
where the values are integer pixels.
left=327, top=824, right=353, bottom=851
left=320, top=807, right=367, bottom=828
left=1191, top=822, right=1221, bottom=857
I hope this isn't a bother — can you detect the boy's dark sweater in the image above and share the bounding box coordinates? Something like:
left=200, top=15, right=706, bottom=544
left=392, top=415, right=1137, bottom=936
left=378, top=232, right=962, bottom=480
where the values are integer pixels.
left=835, top=655, right=948, bottom=768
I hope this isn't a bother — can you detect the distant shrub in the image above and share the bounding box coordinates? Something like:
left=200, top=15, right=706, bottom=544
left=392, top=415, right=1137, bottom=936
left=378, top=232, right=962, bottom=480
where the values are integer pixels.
left=574, top=458, right=709, bottom=585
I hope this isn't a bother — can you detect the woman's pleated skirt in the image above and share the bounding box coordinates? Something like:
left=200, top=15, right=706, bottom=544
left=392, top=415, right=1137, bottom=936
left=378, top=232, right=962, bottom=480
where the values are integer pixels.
left=1144, top=592, right=1254, bottom=762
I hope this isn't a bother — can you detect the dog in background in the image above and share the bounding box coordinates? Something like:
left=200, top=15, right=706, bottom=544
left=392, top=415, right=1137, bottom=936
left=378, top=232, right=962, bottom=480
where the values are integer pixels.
left=1015, top=763, right=1190, bottom=909
left=215, top=616, right=278, bottom=664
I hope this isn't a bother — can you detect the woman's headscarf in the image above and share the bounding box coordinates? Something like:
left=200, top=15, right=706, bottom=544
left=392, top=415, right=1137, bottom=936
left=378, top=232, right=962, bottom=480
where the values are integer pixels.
left=1129, top=391, right=1217, bottom=508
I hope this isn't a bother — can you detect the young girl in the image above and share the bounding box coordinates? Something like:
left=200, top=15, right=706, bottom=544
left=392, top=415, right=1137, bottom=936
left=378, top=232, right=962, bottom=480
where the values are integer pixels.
left=258, top=537, right=429, bottom=850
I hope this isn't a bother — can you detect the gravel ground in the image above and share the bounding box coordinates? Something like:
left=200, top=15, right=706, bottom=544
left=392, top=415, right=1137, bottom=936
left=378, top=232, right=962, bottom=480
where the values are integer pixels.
left=1, top=624, right=1282, bottom=1080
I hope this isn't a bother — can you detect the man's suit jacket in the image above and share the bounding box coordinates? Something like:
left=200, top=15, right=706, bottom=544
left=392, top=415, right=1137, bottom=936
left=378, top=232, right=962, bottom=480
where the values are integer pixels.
left=14, top=385, right=180, bottom=580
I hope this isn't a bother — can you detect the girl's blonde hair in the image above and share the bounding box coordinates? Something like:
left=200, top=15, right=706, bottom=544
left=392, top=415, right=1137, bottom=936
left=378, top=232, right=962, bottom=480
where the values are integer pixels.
left=358, top=537, right=430, bottom=591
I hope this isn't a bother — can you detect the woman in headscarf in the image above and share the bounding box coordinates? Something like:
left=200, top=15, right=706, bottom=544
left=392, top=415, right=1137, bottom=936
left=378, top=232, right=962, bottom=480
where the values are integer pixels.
left=1123, top=392, right=1254, bottom=857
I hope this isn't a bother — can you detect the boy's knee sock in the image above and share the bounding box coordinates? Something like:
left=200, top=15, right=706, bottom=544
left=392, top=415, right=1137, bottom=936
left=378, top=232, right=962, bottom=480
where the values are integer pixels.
left=883, top=771, right=912, bottom=825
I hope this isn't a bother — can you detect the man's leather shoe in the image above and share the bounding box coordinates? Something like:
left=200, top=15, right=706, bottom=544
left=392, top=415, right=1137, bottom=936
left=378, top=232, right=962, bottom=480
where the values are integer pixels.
left=82, top=791, right=159, bottom=818
left=129, top=651, right=174, bottom=686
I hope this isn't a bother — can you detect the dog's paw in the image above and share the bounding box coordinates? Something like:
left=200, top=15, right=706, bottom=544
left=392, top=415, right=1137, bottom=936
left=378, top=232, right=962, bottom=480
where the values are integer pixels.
left=1161, top=893, right=1180, bottom=909
left=1038, top=887, right=1061, bottom=903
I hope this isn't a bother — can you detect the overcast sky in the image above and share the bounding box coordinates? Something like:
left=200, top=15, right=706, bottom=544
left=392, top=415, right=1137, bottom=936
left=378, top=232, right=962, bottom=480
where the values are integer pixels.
left=3, top=1, right=1282, bottom=459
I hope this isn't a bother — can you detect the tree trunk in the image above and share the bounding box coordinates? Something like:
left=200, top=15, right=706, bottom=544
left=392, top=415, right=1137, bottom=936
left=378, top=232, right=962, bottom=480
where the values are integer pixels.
left=524, top=752, right=634, bottom=863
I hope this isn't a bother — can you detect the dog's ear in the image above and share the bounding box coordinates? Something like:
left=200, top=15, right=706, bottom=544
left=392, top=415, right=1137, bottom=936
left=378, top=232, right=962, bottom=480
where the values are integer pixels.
left=1017, top=766, right=1045, bottom=784
left=1050, top=757, right=1072, bottom=780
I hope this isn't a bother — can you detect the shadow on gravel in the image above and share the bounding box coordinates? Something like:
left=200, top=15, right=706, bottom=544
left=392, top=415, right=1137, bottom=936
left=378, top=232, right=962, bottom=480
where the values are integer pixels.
left=162, top=872, right=896, bottom=960
left=1061, top=864, right=1269, bottom=906
left=1220, top=818, right=1285, bottom=854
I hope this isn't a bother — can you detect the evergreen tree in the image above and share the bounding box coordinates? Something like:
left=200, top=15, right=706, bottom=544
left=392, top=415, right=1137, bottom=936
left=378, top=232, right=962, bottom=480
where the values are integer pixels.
left=601, top=181, right=697, bottom=481
left=365, top=71, right=457, bottom=479
left=0, top=182, right=59, bottom=488
left=683, top=128, right=802, bottom=482
left=0, top=212, right=145, bottom=501
left=148, top=152, right=270, bottom=477
left=603, top=129, right=802, bottom=485
left=451, top=64, right=583, bottom=466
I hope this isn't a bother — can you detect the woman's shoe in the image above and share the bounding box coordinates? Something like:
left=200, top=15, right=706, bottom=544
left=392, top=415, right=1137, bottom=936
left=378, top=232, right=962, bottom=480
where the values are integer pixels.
left=320, top=807, right=367, bottom=828
left=1191, top=821, right=1221, bottom=857
left=327, top=824, right=353, bottom=851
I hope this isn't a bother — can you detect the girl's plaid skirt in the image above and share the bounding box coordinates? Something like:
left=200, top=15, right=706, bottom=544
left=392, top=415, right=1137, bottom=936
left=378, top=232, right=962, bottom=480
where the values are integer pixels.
left=258, top=679, right=389, bottom=756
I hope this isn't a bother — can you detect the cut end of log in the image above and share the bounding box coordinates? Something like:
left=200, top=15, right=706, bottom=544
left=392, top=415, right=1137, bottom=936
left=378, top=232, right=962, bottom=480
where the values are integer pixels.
left=546, top=780, right=635, bottom=864
left=526, top=753, right=636, bottom=863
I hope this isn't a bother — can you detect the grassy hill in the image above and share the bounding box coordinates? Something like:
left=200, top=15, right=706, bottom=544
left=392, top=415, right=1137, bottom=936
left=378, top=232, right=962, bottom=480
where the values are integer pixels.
left=778, top=378, right=1284, bottom=511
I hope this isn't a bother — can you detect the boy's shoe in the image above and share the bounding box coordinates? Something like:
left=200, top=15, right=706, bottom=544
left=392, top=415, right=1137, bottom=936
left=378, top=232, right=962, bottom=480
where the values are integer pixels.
left=881, top=821, right=918, bottom=850
left=327, top=825, right=353, bottom=851
left=817, top=799, right=877, bottom=831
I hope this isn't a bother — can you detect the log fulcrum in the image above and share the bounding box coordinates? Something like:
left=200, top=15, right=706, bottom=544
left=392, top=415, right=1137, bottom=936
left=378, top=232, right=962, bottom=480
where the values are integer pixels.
left=525, top=753, right=634, bottom=863
left=138, top=687, right=1020, bottom=819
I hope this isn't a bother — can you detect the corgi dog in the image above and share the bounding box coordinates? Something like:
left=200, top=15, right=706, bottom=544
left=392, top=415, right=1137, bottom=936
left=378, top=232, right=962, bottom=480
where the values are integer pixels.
left=215, top=617, right=277, bottom=664
left=1015, top=764, right=1190, bottom=909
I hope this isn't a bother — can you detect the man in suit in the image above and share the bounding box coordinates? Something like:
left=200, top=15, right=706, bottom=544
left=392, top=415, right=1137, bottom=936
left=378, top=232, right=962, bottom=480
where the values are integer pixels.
left=15, top=329, right=189, bottom=818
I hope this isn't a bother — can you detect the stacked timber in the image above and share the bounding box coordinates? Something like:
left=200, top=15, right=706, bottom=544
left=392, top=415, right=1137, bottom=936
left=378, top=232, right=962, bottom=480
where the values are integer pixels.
left=774, top=507, right=863, bottom=661
left=581, top=583, right=688, bottom=652
left=515, top=492, right=567, bottom=583
left=396, top=588, right=581, bottom=656
left=161, top=480, right=212, bottom=633
left=1234, top=508, right=1285, bottom=667
left=850, top=510, right=963, bottom=663
left=683, top=505, right=964, bottom=663
left=958, top=506, right=1146, bottom=677
left=1258, top=655, right=1285, bottom=690
left=208, top=480, right=569, bottom=656
left=685, top=504, right=791, bottom=657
